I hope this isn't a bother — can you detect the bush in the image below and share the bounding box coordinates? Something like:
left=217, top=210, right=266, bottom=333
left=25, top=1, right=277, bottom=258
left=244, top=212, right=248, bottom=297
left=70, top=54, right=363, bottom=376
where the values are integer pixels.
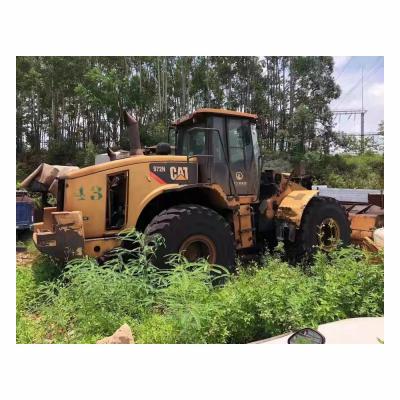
left=262, top=151, right=293, bottom=172
left=29, top=232, right=167, bottom=343
left=304, top=152, right=384, bottom=189
left=258, top=151, right=384, bottom=189
left=17, top=139, right=100, bottom=172
left=311, top=248, right=384, bottom=322
left=17, top=232, right=384, bottom=344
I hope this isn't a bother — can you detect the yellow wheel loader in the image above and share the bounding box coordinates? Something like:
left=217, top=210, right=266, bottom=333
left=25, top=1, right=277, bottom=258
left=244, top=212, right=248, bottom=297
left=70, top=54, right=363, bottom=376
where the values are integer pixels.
left=23, top=108, right=380, bottom=269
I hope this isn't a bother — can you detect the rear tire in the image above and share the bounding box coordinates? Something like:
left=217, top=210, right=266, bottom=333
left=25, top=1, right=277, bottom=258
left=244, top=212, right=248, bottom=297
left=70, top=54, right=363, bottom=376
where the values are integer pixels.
left=144, top=204, right=235, bottom=270
left=285, top=196, right=351, bottom=263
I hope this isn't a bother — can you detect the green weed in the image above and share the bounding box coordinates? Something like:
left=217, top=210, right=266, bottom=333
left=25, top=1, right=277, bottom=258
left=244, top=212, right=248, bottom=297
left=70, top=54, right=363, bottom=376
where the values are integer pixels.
left=16, top=231, right=384, bottom=344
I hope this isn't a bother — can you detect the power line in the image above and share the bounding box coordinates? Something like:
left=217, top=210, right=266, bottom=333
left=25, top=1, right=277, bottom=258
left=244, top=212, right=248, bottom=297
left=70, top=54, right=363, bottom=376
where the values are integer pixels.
left=337, top=58, right=382, bottom=102
left=363, top=63, right=384, bottom=86
left=338, top=132, right=381, bottom=136
left=331, top=58, right=384, bottom=154
left=332, top=109, right=366, bottom=115
left=335, top=57, right=353, bottom=80
left=334, top=59, right=383, bottom=109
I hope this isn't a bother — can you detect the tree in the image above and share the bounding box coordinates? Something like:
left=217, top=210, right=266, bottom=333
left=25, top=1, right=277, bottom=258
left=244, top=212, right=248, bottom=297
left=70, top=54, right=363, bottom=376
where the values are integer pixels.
left=377, top=120, right=384, bottom=136
left=16, top=56, right=343, bottom=167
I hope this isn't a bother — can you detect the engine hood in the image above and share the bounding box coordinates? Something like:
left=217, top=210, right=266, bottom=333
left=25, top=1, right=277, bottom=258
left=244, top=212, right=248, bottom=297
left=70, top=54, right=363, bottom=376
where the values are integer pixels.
left=65, top=155, right=192, bottom=179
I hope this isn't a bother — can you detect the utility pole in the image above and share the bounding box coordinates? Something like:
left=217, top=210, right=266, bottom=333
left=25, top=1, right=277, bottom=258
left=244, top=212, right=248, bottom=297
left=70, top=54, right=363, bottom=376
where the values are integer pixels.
left=360, top=67, right=365, bottom=154
left=332, top=109, right=368, bottom=154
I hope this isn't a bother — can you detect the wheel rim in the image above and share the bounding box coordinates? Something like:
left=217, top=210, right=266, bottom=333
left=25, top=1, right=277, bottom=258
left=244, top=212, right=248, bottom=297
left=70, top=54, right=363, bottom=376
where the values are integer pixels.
left=179, top=234, right=217, bottom=263
left=318, top=217, right=341, bottom=250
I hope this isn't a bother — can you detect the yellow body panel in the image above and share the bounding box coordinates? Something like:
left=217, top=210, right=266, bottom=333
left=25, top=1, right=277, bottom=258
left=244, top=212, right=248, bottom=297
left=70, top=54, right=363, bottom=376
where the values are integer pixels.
left=64, top=156, right=194, bottom=239
left=66, top=155, right=190, bottom=179
left=65, top=172, right=107, bottom=238
left=233, top=204, right=254, bottom=249
left=276, top=189, right=319, bottom=226
left=84, top=237, right=121, bottom=258
left=33, top=154, right=251, bottom=259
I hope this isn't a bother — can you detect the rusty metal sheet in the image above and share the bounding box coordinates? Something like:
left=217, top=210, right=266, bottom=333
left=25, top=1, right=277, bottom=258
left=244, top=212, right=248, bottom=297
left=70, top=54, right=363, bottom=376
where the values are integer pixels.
left=21, top=163, right=79, bottom=196
left=368, top=193, right=384, bottom=208
left=349, top=213, right=383, bottom=241
left=39, top=207, right=57, bottom=231
left=360, top=236, right=383, bottom=252
left=33, top=210, right=84, bottom=261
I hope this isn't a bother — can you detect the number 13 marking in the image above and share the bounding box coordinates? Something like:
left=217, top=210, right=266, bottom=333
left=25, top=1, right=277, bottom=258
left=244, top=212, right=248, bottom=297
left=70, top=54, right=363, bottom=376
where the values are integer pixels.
left=74, top=186, right=103, bottom=201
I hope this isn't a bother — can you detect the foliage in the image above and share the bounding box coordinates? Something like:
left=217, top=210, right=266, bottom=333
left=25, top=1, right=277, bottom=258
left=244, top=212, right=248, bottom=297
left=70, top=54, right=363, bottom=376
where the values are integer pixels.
left=82, top=140, right=97, bottom=167
left=261, top=151, right=384, bottom=189
left=377, top=120, right=384, bottom=136
left=16, top=56, right=340, bottom=166
left=332, top=132, right=383, bottom=154
left=16, top=267, right=44, bottom=343
left=25, top=232, right=166, bottom=343
left=16, top=259, right=56, bottom=343
left=303, top=152, right=384, bottom=189
left=16, top=232, right=384, bottom=344
left=311, top=248, right=384, bottom=321
left=262, top=151, right=293, bottom=172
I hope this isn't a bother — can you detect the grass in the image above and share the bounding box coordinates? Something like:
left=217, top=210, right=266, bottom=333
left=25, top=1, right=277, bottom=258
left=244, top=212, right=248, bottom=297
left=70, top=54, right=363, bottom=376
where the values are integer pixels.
left=17, top=230, right=37, bottom=253
left=16, top=232, right=384, bottom=344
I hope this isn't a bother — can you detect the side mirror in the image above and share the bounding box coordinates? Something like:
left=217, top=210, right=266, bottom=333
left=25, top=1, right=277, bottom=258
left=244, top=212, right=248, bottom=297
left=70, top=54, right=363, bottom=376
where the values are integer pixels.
left=288, top=328, right=326, bottom=344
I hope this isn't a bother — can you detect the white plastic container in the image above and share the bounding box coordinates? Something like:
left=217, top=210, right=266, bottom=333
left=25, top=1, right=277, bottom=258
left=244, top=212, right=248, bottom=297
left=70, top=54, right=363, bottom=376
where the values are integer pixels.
left=373, top=228, right=384, bottom=248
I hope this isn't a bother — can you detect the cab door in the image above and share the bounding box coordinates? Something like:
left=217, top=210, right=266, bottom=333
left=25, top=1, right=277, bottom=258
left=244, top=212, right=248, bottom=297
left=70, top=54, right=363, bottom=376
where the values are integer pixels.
left=207, top=116, right=230, bottom=194
left=227, top=117, right=258, bottom=196
left=179, top=127, right=212, bottom=184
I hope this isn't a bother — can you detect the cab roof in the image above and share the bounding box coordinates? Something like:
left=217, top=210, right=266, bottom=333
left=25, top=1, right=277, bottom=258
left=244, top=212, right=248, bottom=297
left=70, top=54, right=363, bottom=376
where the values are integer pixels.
left=174, top=108, right=258, bottom=126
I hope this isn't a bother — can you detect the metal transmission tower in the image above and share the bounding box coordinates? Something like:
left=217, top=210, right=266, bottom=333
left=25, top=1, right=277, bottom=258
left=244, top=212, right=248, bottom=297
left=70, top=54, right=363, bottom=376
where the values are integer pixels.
left=332, top=66, right=370, bottom=153
left=331, top=109, right=367, bottom=153
left=361, top=67, right=365, bottom=153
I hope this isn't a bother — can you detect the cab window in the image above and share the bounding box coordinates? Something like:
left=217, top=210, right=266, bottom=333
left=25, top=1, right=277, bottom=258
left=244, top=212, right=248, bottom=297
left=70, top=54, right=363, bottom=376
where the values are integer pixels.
left=228, top=118, right=252, bottom=164
left=180, top=129, right=206, bottom=156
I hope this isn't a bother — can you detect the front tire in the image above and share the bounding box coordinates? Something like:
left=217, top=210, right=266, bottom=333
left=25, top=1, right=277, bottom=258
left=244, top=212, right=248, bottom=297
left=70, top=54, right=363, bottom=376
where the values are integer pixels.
left=144, top=204, right=235, bottom=270
left=285, top=196, right=351, bottom=263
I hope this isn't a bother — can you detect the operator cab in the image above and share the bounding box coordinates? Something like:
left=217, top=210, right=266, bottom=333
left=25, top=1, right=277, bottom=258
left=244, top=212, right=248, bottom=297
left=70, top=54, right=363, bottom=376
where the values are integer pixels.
left=172, top=109, right=260, bottom=196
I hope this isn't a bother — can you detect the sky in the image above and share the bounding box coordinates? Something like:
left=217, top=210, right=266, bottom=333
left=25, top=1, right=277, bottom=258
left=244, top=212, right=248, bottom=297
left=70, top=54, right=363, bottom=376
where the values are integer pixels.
left=330, top=56, right=384, bottom=134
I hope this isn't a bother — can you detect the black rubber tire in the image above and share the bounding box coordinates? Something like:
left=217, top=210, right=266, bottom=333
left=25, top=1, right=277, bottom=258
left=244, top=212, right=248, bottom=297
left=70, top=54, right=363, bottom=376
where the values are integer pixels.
left=284, top=196, right=351, bottom=263
left=144, top=204, right=235, bottom=270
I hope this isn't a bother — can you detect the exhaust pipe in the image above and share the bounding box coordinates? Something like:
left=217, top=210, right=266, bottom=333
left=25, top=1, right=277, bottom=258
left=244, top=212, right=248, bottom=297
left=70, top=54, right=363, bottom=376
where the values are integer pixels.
left=107, top=147, right=117, bottom=161
left=124, top=110, right=144, bottom=156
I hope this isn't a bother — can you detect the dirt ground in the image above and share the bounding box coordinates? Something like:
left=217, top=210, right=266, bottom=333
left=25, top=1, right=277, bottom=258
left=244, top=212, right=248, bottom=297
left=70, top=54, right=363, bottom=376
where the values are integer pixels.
left=16, top=250, right=36, bottom=267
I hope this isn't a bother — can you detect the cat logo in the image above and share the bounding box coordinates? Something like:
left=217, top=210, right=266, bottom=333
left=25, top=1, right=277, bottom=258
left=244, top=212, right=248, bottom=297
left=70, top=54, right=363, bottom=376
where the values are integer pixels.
left=235, top=171, right=244, bottom=181
left=170, top=166, right=189, bottom=181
